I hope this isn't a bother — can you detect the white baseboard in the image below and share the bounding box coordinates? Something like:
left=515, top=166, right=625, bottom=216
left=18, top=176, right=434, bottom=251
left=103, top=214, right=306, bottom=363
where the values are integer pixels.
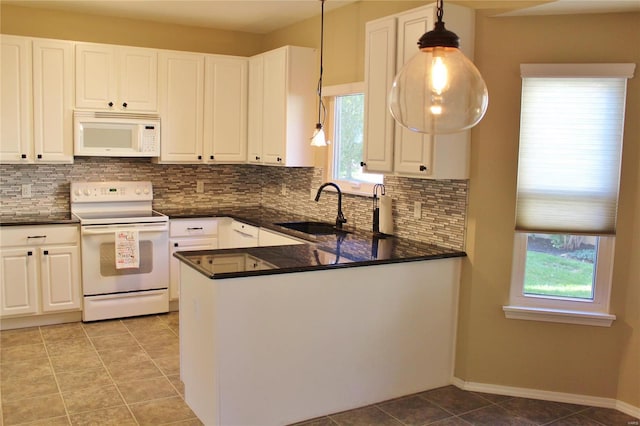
left=0, top=311, right=82, bottom=330
left=452, top=377, right=640, bottom=419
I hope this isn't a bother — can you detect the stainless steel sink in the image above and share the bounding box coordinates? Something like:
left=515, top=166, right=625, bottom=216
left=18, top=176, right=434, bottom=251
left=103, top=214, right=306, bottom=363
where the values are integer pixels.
left=275, top=221, right=351, bottom=235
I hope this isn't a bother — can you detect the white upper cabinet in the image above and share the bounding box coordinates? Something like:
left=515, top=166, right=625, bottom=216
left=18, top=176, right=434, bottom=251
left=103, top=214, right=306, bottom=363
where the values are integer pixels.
left=33, top=39, right=74, bottom=163
left=204, top=55, right=248, bottom=163
left=363, top=18, right=397, bottom=173
left=247, top=54, right=264, bottom=163
left=1, top=35, right=32, bottom=164
left=248, top=46, right=316, bottom=167
left=157, top=50, right=205, bottom=163
left=76, top=43, right=158, bottom=112
left=1, top=35, right=74, bottom=164
left=158, top=52, right=248, bottom=164
left=363, top=4, right=474, bottom=179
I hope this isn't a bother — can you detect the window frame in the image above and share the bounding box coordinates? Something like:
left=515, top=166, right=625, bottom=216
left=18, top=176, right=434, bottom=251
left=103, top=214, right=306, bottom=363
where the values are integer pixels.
left=504, top=63, right=635, bottom=327
left=323, top=82, right=383, bottom=197
left=504, top=232, right=616, bottom=327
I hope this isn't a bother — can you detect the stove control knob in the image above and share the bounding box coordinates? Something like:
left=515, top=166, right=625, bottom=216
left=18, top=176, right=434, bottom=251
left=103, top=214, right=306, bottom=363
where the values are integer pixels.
left=74, top=189, right=82, bottom=196
left=135, top=188, right=142, bottom=195
left=83, top=189, right=91, bottom=196
left=143, top=187, right=150, bottom=195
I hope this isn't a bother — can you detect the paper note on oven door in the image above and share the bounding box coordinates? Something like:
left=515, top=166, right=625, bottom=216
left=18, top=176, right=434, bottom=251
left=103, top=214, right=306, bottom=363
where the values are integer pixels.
left=115, top=230, right=140, bottom=269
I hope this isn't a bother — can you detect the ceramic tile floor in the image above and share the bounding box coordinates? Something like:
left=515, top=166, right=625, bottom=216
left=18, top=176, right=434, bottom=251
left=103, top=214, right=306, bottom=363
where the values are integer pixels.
left=1, top=314, right=638, bottom=426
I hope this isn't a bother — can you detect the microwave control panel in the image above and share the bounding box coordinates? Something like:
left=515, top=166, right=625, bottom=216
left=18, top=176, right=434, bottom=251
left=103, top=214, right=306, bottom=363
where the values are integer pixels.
left=141, top=125, right=159, bottom=153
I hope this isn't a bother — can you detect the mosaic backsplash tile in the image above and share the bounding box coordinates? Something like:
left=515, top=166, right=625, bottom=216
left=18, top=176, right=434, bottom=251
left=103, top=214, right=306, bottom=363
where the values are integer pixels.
left=1, top=158, right=467, bottom=250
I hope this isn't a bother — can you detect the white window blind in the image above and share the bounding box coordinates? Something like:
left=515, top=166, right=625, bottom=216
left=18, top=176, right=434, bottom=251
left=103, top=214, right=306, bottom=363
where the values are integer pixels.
left=515, top=63, right=635, bottom=235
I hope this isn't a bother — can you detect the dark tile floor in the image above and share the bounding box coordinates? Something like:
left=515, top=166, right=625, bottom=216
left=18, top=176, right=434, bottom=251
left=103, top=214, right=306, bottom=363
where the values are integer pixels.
left=294, top=384, right=639, bottom=426
left=1, top=314, right=638, bottom=426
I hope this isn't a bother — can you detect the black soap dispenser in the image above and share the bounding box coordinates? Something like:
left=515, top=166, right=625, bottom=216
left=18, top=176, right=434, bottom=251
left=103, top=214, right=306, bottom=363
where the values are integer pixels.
left=372, top=184, right=385, bottom=234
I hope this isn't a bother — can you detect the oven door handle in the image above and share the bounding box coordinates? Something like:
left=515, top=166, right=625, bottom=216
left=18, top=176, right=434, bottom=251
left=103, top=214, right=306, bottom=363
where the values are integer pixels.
left=82, top=223, right=168, bottom=235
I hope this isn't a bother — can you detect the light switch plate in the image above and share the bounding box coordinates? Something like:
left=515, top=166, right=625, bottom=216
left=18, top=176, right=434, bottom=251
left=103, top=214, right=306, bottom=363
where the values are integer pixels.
left=413, top=201, right=421, bottom=219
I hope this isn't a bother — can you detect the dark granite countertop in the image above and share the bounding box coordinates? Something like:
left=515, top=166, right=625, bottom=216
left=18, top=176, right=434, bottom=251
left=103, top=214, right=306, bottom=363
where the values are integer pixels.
left=0, top=212, right=80, bottom=226
left=168, top=206, right=466, bottom=279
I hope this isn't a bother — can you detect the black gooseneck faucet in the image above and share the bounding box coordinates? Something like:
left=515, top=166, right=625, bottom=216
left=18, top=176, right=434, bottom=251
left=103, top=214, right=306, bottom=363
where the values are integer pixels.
left=314, top=182, right=347, bottom=229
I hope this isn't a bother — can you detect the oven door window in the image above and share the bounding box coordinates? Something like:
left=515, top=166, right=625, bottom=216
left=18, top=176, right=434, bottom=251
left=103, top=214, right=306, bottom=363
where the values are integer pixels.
left=100, top=241, right=153, bottom=276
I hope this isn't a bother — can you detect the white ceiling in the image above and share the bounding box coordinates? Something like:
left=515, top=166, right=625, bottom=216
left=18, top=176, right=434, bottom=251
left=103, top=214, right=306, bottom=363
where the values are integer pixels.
left=4, top=0, right=639, bottom=34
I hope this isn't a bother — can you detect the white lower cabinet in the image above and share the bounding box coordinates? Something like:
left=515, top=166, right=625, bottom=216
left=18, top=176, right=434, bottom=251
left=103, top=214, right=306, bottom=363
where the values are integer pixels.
left=0, top=225, right=81, bottom=318
left=258, top=228, right=304, bottom=247
left=169, top=218, right=219, bottom=301
left=225, top=220, right=259, bottom=248
left=170, top=218, right=306, bottom=302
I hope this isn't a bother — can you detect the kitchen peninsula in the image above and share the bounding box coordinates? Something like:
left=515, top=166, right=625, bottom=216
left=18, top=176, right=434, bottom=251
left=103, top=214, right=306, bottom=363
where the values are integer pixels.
left=173, top=210, right=465, bottom=426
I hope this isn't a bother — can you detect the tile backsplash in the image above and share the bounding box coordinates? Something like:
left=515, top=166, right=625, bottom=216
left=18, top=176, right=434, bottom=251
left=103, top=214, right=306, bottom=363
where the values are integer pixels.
left=1, top=158, right=467, bottom=250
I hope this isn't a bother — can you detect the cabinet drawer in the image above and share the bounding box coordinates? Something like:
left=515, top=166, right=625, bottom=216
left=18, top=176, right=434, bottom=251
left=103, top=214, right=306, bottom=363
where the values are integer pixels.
left=231, top=220, right=259, bottom=238
left=170, top=219, right=218, bottom=237
left=0, top=225, right=79, bottom=247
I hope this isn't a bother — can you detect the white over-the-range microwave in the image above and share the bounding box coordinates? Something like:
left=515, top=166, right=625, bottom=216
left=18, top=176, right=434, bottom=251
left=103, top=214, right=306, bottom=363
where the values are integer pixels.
left=74, top=111, right=161, bottom=157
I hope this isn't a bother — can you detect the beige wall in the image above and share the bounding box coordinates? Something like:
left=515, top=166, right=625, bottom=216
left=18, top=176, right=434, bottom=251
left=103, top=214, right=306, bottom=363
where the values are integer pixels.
left=460, top=10, right=639, bottom=406
left=1, top=0, right=638, bottom=408
left=262, top=1, right=424, bottom=86
left=0, top=4, right=263, bottom=56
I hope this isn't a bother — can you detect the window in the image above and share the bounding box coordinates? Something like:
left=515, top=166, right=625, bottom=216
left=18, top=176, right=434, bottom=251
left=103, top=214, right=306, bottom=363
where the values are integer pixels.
left=323, top=83, right=383, bottom=195
left=504, top=63, right=635, bottom=327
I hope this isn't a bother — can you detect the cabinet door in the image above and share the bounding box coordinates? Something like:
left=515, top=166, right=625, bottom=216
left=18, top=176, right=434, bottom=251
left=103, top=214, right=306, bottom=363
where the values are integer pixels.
left=261, top=48, right=287, bottom=165
left=158, top=51, right=205, bottom=162
left=0, top=35, right=32, bottom=163
left=33, top=39, right=74, bottom=164
left=40, top=245, right=81, bottom=312
left=119, top=47, right=158, bottom=112
left=170, top=238, right=218, bottom=301
left=258, top=229, right=304, bottom=247
left=393, top=9, right=433, bottom=176
left=247, top=55, right=264, bottom=163
left=209, top=254, right=246, bottom=274
left=0, top=248, right=38, bottom=317
left=204, top=56, right=248, bottom=163
left=363, top=18, right=396, bottom=173
left=75, top=43, right=116, bottom=110
left=392, top=5, right=471, bottom=179
left=228, top=221, right=259, bottom=249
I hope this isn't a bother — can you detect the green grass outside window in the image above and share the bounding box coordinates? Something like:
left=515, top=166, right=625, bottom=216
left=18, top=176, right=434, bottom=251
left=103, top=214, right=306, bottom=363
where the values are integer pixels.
left=524, top=251, right=595, bottom=299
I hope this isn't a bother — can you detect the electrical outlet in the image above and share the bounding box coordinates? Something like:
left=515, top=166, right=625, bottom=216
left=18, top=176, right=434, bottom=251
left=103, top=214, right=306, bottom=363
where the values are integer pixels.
left=21, top=184, right=32, bottom=198
left=413, top=201, right=422, bottom=219
left=196, top=181, right=204, bottom=193
left=281, top=183, right=287, bottom=196
left=310, top=188, right=316, bottom=201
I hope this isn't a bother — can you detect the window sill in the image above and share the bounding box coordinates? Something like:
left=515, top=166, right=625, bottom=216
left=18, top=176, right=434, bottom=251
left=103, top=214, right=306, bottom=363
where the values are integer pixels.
left=503, top=305, right=616, bottom=327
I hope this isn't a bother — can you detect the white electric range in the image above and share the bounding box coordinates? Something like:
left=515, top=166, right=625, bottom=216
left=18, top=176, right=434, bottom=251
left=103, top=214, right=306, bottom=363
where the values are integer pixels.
left=71, top=181, right=169, bottom=321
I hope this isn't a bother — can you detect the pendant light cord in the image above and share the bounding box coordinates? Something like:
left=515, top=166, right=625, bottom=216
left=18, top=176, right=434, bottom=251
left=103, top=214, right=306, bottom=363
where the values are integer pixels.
left=317, top=0, right=326, bottom=125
